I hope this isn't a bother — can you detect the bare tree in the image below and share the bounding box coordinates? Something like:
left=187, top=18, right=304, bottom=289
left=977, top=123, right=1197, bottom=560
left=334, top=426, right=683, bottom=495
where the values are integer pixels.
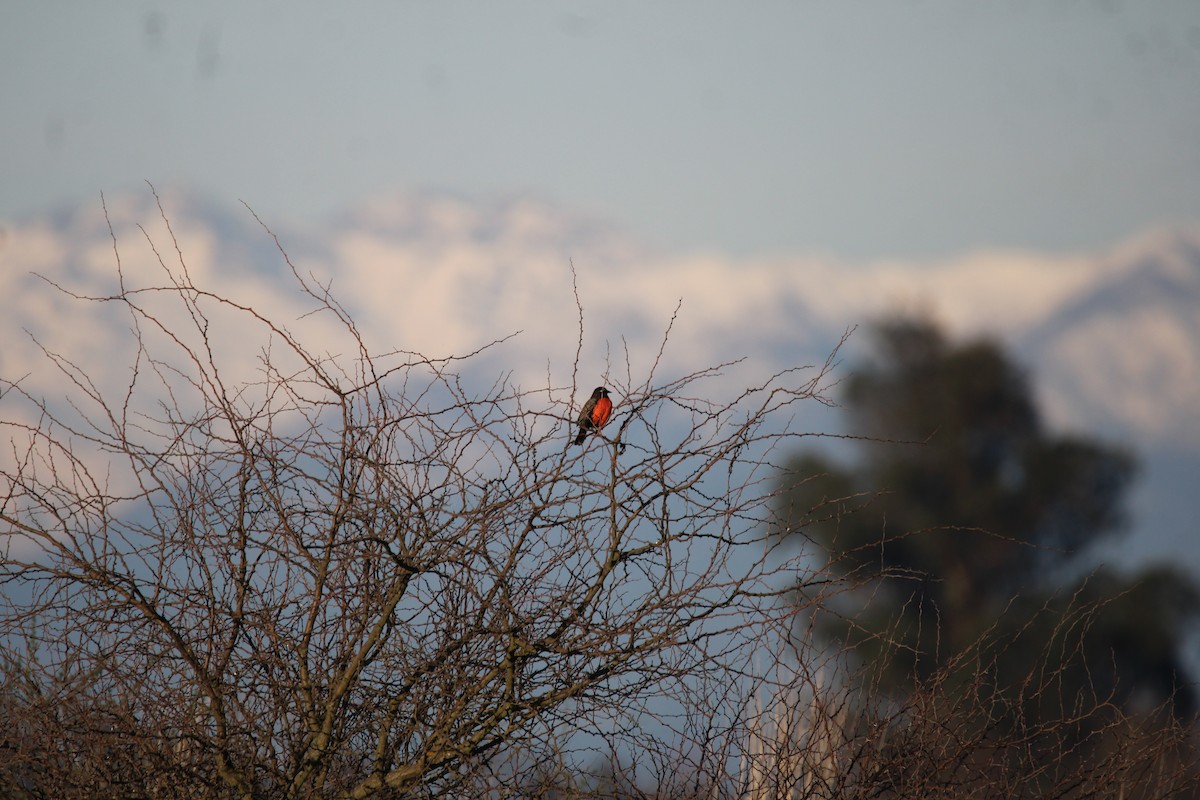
left=3, top=194, right=1196, bottom=800
left=0, top=195, right=840, bottom=799
left=739, top=594, right=1200, bottom=800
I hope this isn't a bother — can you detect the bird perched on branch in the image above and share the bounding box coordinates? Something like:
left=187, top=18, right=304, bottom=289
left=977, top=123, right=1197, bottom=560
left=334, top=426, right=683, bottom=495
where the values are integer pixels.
left=573, top=386, right=613, bottom=445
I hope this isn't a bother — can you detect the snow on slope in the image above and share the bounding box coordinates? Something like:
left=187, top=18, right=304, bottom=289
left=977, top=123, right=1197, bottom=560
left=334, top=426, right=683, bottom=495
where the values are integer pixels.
left=2, top=188, right=1198, bottom=574
left=3, top=187, right=1197, bottom=446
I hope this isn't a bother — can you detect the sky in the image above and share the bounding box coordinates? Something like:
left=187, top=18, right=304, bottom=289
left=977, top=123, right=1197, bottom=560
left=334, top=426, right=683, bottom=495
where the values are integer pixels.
left=3, top=2, right=1200, bottom=261
left=1, top=3, right=1200, bottom=576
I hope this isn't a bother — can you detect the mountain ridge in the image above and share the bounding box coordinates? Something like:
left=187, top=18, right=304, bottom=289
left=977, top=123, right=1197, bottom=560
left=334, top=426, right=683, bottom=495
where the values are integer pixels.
left=3, top=187, right=1196, bottom=569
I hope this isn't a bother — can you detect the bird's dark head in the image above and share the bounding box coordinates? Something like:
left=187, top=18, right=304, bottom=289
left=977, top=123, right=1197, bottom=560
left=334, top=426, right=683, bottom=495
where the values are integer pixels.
left=595, top=386, right=609, bottom=398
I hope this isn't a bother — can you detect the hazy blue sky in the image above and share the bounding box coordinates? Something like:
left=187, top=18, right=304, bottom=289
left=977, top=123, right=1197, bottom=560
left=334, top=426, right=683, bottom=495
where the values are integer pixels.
left=3, top=2, right=1199, bottom=259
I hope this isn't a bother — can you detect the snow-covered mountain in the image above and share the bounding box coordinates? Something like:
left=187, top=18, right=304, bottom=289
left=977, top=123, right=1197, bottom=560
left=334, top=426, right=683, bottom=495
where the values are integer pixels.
left=1018, top=228, right=1200, bottom=446
left=2, top=187, right=1197, bottom=567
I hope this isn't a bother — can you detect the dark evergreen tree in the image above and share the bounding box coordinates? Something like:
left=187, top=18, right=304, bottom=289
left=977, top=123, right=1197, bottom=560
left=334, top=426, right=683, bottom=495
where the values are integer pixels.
left=778, top=316, right=1198, bottom=717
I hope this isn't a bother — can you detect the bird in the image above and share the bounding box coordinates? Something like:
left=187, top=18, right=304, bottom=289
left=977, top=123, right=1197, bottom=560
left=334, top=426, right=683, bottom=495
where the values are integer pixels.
left=573, top=386, right=613, bottom=445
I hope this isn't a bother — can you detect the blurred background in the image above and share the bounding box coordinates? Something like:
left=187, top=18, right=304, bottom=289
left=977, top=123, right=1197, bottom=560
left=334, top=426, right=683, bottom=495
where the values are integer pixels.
left=2, top=2, right=1198, bottom=572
